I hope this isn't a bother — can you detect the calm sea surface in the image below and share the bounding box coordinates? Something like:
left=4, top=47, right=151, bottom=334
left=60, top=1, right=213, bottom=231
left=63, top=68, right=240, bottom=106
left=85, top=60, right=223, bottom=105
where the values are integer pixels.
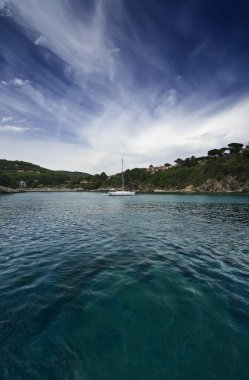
left=0, top=192, right=249, bottom=379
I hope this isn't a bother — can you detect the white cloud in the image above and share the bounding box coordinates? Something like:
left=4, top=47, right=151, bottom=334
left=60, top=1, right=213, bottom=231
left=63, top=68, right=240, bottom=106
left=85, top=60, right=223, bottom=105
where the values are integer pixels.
left=34, top=35, right=46, bottom=46
left=2, top=116, right=13, bottom=123
left=1, top=65, right=248, bottom=172
left=0, top=125, right=30, bottom=133
left=1, top=78, right=57, bottom=117
left=0, top=0, right=248, bottom=173
left=0, top=0, right=9, bottom=8
left=0, top=0, right=11, bottom=16
left=1, top=78, right=30, bottom=87
left=72, top=94, right=249, bottom=171
left=1, top=92, right=248, bottom=173
left=5, top=0, right=116, bottom=80
left=154, top=89, right=178, bottom=116
left=12, top=78, right=29, bottom=86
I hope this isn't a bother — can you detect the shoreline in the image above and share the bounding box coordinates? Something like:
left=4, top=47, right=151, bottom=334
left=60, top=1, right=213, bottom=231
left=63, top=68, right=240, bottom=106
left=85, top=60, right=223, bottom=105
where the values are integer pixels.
left=1, top=186, right=248, bottom=195
left=0, top=188, right=249, bottom=195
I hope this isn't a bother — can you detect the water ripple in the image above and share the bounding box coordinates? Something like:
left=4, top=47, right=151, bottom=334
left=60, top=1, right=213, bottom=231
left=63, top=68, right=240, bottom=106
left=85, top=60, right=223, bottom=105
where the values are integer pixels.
left=1, top=192, right=249, bottom=379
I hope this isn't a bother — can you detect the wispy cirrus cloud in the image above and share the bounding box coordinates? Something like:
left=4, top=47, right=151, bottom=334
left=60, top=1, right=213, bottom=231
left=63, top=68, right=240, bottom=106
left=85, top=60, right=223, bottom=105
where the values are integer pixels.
left=0, top=0, right=248, bottom=173
left=5, top=0, right=114, bottom=79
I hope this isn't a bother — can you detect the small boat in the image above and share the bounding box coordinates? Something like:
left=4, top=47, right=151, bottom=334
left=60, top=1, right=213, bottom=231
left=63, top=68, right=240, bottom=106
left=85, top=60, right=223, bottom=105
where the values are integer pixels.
left=108, top=190, right=135, bottom=196
left=108, top=159, right=135, bottom=196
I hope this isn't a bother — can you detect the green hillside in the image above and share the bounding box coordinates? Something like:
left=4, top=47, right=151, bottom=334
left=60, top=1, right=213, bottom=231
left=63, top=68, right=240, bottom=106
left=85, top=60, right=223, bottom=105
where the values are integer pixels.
left=0, top=159, right=93, bottom=189
left=1, top=142, right=249, bottom=192
left=102, top=143, right=249, bottom=192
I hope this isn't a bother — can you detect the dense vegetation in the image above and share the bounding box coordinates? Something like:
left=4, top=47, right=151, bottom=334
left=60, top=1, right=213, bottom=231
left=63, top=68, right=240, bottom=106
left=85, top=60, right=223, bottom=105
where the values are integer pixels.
left=0, top=160, right=94, bottom=189
left=1, top=142, right=249, bottom=191
left=103, top=143, right=249, bottom=191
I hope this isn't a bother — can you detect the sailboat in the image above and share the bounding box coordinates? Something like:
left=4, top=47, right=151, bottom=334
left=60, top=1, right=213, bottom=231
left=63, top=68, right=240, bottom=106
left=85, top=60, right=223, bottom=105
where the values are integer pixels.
left=108, top=159, right=135, bottom=196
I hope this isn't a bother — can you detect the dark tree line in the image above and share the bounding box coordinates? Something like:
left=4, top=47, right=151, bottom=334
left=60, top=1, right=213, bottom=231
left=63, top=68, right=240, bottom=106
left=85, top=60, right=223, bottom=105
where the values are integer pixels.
left=175, top=143, right=246, bottom=166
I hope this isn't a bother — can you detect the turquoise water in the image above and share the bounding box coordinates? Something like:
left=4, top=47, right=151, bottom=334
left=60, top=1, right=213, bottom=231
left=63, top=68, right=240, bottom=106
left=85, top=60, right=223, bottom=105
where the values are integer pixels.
left=0, top=192, right=249, bottom=379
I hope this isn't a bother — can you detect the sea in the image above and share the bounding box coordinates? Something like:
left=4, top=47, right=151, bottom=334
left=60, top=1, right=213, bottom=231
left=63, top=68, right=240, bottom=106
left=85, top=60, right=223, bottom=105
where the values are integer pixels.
left=0, top=192, right=249, bottom=380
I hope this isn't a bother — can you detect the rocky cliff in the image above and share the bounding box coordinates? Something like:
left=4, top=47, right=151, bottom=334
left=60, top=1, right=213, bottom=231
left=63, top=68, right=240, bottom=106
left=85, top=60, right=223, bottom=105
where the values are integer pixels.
left=181, top=176, right=249, bottom=193
left=152, top=176, right=249, bottom=193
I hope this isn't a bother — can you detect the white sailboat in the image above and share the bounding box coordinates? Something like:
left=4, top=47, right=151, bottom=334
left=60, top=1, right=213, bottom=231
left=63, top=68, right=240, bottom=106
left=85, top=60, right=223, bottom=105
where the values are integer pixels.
left=108, top=159, right=135, bottom=196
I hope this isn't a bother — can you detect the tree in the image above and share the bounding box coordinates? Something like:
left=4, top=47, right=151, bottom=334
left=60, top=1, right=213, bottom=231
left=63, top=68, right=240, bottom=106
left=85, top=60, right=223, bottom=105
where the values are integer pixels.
left=181, top=156, right=196, bottom=167
left=164, top=163, right=172, bottom=168
left=228, top=143, right=243, bottom=154
left=217, top=148, right=228, bottom=157
left=196, top=156, right=206, bottom=162
left=100, top=172, right=108, bottom=180
left=174, top=158, right=183, bottom=165
left=242, top=145, right=249, bottom=158
left=0, top=174, right=15, bottom=188
left=207, top=149, right=219, bottom=157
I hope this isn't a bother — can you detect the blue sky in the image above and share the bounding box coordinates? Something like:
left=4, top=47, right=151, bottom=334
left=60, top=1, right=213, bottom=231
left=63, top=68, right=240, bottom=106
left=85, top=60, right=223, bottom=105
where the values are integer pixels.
left=0, top=0, right=248, bottom=173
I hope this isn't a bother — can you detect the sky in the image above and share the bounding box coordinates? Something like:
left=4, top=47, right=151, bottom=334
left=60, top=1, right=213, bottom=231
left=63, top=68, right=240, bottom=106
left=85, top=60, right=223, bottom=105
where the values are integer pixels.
left=0, top=0, right=248, bottom=174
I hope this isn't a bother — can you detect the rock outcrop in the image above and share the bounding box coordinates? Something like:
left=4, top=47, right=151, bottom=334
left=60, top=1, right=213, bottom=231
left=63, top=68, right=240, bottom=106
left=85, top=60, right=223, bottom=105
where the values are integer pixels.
left=152, top=176, right=249, bottom=193
left=0, top=186, right=20, bottom=194
left=183, top=176, right=249, bottom=193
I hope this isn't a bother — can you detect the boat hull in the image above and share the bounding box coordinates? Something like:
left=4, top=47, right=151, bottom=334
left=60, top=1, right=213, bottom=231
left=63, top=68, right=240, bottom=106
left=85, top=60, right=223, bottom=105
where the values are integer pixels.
left=108, top=191, right=135, bottom=196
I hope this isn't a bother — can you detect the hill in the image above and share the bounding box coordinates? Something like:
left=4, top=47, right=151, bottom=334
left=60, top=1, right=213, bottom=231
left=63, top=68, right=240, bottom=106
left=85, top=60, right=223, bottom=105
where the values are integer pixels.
left=1, top=142, right=249, bottom=192
left=0, top=159, right=94, bottom=189
left=100, top=143, right=249, bottom=193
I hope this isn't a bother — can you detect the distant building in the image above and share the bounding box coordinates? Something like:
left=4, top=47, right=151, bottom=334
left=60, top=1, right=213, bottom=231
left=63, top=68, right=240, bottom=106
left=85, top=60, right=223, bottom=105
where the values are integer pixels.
left=147, top=165, right=169, bottom=173
left=80, top=180, right=92, bottom=184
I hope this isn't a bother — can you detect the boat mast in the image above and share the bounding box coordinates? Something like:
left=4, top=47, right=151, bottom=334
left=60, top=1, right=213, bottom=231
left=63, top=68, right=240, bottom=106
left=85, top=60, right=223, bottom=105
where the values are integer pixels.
left=121, top=158, right=124, bottom=191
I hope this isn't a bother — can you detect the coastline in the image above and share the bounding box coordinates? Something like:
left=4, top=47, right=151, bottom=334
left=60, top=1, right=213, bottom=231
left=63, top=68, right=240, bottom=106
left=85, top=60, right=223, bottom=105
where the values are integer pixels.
left=1, top=185, right=249, bottom=195
left=25, top=188, right=249, bottom=194
left=25, top=187, right=84, bottom=192
left=0, top=186, right=22, bottom=194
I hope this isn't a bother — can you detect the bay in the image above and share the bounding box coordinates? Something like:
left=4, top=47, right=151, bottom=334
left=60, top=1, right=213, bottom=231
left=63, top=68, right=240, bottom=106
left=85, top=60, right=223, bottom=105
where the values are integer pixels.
left=0, top=192, right=249, bottom=379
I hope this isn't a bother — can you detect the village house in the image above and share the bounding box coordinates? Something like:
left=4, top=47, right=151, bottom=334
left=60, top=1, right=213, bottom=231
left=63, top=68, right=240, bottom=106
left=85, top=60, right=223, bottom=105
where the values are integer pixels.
left=147, top=165, right=169, bottom=173
left=80, top=180, right=93, bottom=184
